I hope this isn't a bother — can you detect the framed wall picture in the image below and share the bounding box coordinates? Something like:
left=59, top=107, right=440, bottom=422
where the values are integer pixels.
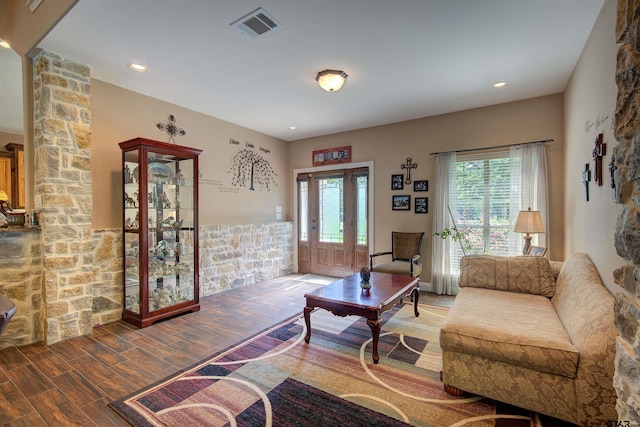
left=391, top=174, right=404, bottom=190
left=392, top=195, right=410, bottom=210
left=414, top=180, right=428, bottom=192
left=527, top=246, right=547, bottom=256
left=415, top=197, right=428, bottom=213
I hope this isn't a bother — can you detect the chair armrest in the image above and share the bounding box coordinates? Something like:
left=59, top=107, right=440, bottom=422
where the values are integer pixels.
left=370, top=251, right=392, bottom=269
left=370, top=251, right=392, bottom=259
left=410, top=254, right=421, bottom=264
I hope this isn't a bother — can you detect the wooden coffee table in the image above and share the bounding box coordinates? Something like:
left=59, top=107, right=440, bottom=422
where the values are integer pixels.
left=303, top=272, right=419, bottom=364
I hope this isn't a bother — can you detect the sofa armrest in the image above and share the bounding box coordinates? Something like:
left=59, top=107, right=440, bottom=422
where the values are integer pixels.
left=549, top=261, right=563, bottom=280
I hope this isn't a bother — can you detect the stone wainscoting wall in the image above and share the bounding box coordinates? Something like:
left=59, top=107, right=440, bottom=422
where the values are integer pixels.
left=91, top=229, right=123, bottom=327
left=0, top=222, right=293, bottom=349
left=0, top=229, right=43, bottom=347
left=199, top=222, right=294, bottom=295
left=613, top=1, right=640, bottom=423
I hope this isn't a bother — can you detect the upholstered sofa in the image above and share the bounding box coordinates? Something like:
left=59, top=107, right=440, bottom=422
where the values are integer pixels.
left=440, top=253, right=617, bottom=426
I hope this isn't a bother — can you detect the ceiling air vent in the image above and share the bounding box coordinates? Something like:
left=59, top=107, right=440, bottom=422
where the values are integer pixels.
left=231, top=7, right=282, bottom=39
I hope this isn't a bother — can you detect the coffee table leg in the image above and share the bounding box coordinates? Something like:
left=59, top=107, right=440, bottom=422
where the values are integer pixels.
left=412, top=287, right=420, bottom=317
left=367, top=319, right=381, bottom=364
left=304, top=306, right=313, bottom=343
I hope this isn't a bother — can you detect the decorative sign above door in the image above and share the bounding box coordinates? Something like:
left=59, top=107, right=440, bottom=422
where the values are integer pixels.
left=312, top=146, right=352, bottom=167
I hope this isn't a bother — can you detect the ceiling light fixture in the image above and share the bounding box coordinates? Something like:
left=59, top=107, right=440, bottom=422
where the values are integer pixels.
left=288, top=126, right=297, bottom=130
left=492, top=81, right=507, bottom=89
left=0, top=38, right=11, bottom=49
left=128, top=63, right=148, bottom=73
left=316, top=70, right=348, bottom=92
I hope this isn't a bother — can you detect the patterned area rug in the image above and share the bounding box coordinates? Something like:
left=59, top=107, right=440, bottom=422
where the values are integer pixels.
left=110, top=302, right=571, bottom=426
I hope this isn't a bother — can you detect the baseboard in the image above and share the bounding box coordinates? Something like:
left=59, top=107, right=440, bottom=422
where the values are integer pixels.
left=419, top=281, right=436, bottom=293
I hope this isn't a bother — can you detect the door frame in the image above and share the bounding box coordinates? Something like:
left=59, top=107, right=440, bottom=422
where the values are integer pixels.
left=293, top=161, right=375, bottom=273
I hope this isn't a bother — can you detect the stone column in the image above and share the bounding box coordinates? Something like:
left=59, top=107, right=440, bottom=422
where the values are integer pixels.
left=33, top=51, right=93, bottom=344
left=612, top=0, right=640, bottom=423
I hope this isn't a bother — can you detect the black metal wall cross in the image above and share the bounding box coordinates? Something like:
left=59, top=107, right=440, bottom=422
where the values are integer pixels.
left=592, top=133, right=606, bottom=187
left=582, top=163, right=591, bottom=202
left=401, top=158, right=417, bottom=184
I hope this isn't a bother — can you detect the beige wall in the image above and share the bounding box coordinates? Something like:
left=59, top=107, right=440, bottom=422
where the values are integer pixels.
left=289, top=94, right=565, bottom=281
left=91, top=80, right=290, bottom=229
left=0, top=131, right=22, bottom=147
left=0, top=0, right=76, bottom=57
left=564, top=0, right=622, bottom=292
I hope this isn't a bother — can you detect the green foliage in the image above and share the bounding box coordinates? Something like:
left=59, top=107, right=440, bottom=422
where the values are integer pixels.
left=434, top=227, right=486, bottom=255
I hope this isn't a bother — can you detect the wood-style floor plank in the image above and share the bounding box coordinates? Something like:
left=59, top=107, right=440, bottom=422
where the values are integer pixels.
left=5, top=364, right=56, bottom=398
left=0, top=380, right=36, bottom=421
left=28, top=388, right=92, bottom=426
left=0, top=274, right=454, bottom=426
left=25, top=350, right=73, bottom=378
left=5, top=411, right=47, bottom=427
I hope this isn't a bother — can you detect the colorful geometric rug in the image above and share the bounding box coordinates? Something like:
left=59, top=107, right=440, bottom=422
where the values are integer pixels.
left=110, top=302, right=571, bottom=426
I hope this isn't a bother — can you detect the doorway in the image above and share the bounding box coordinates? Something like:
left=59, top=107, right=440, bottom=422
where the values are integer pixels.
left=296, top=166, right=370, bottom=277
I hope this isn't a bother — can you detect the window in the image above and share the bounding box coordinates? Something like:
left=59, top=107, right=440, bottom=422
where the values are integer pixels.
left=318, top=177, right=344, bottom=243
left=432, top=143, right=548, bottom=295
left=356, top=175, right=368, bottom=245
left=448, top=151, right=515, bottom=270
left=298, top=179, right=308, bottom=241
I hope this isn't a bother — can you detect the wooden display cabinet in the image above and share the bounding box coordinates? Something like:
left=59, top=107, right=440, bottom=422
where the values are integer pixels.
left=119, top=137, right=201, bottom=327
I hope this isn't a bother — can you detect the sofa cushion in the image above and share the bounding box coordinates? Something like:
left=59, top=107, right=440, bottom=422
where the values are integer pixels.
left=459, top=255, right=556, bottom=297
left=440, top=287, right=579, bottom=378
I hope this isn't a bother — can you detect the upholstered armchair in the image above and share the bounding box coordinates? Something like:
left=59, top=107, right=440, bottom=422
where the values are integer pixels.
left=369, top=231, right=425, bottom=278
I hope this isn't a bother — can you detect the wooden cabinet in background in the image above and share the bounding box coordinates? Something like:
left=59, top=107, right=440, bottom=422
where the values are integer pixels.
left=0, top=143, right=24, bottom=209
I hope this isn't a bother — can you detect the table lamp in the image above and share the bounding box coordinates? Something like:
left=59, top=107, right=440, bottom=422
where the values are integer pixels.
left=514, top=207, right=544, bottom=255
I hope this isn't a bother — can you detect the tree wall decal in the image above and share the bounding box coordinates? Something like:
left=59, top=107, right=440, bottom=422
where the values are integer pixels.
left=228, top=148, right=278, bottom=191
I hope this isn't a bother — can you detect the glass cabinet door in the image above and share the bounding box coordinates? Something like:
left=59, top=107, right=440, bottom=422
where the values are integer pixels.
left=123, top=150, right=141, bottom=314
left=147, top=153, right=195, bottom=312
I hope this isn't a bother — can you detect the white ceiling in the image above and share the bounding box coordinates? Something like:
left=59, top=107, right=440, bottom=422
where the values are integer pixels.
left=3, top=0, right=605, bottom=141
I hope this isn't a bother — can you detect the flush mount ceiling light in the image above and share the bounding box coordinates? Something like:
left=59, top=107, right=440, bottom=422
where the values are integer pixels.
left=128, top=63, right=148, bottom=73
left=316, top=70, right=348, bottom=92
left=0, top=38, right=10, bottom=49
left=492, top=81, right=508, bottom=89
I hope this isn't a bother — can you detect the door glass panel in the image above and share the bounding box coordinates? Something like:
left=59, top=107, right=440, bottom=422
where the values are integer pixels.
left=356, top=175, right=368, bottom=245
left=299, top=180, right=308, bottom=241
left=318, top=177, right=343, bottom=243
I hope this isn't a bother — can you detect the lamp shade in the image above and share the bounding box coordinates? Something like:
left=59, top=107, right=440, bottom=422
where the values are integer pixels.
left=513, top=207, right=544, bottom=234
left=316, top=70, right=347, bottom=92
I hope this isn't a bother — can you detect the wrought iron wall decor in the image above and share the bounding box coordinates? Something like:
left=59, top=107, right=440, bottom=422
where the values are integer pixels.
left=156, top=115, right=187, bottom=144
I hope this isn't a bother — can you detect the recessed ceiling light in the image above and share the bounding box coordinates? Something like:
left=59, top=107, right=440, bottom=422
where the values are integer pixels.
left=492, top=81, right=507, bottom=89
left=128, top=63, right=148, bottom=73
left=0, top=38, right=11, bottom=49
left=288, top=126, right=297, bottom=130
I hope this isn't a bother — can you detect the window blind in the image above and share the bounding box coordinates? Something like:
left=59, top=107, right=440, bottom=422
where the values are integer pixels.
left=448, top=150, right=519, bottom=273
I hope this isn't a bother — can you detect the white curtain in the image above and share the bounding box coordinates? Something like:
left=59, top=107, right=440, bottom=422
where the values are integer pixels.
left=510, top=142, right=550, bottom=256
left=432, top=152, right=459, bottom=295
left=431, top=142, right=549, bottom=295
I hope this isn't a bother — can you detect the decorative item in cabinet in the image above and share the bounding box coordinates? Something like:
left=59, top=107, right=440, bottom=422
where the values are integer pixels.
left=119, top=137, right=202, bottom=327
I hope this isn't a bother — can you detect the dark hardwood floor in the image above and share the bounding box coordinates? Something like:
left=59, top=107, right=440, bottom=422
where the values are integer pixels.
left=0, top=274, right=454, bottom=426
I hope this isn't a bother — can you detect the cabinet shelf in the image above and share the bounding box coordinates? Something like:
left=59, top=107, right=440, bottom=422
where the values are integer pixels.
left=120, top=137, right=202, bottom=328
